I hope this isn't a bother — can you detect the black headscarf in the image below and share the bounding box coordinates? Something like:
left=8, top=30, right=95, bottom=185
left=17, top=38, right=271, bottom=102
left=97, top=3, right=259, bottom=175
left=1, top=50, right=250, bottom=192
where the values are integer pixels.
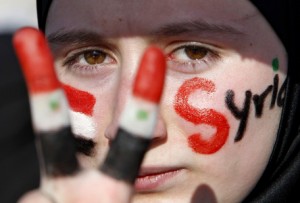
left=36, top=0, right=300, bottom=202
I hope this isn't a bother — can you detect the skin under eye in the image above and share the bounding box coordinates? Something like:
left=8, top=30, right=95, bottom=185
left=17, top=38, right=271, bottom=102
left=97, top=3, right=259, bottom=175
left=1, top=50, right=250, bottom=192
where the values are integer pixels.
left=167, top=43, right=221, bottom=74
left=62, top=48, right=117, bottom=76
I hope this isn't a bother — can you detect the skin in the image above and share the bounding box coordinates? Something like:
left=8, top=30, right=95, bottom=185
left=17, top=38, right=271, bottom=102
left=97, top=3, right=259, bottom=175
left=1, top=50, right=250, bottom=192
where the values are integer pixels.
left=23, top=0, right=287, bottom=202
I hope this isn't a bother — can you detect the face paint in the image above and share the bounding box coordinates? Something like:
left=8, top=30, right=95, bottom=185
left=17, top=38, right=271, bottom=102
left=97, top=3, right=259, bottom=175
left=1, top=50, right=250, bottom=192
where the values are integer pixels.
left=174, top=77, right=230, bottom=154
left=69, top=111, right=97, bottom=139
left=253, top=85, right=273, bottom=117
left=277, top=78, right=286, bottom=107
left=253, top=58, right=279, bottom=117
left=225, top=90, right=252, bottom=142
left=62, top=84, right=96, bottom=116
left=62, top=84, right=97, bottom=139
left=272, top=58, right=279, bottom=72
left=226, top=74, right=286, bottom=142
left=270, top=74, right=279, bottom=109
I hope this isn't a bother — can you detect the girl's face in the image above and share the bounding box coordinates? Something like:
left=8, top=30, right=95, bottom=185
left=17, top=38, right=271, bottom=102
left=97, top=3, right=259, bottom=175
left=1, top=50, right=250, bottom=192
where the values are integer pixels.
left=46, top=0, right=287, bottom=202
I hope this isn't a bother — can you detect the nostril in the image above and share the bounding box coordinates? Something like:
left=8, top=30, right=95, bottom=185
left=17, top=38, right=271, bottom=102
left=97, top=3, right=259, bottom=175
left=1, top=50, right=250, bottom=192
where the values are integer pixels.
left=104, top=131, right=114, bottom=141
left=150, top=131, right=168, bottom=149
left=104, top=130, right=114, bottom=147
left=107, top=139, right=113, bottom=147
left=151, top=116, right=168, bottom=140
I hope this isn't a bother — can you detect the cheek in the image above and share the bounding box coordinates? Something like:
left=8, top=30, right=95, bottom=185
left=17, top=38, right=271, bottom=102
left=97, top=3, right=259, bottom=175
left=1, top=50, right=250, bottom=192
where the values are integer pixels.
left=62, top=84, right=97, bottom=139
left=174, top=77, right=230, bottom=154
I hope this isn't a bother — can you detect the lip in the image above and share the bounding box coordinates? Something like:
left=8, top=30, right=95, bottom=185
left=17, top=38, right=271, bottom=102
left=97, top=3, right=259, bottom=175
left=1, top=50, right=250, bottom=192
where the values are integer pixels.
left=134, top=167, right=185, bottom=192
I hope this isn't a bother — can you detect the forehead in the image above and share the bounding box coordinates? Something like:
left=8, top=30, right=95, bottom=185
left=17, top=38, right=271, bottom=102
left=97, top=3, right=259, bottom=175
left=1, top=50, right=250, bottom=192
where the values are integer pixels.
left=46, top=0, right=258, bottom=36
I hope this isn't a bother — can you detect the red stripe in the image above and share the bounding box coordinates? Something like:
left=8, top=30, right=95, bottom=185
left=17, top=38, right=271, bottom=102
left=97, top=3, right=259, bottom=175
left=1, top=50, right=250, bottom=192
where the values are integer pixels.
left=133, top=46, right=167, bottom=103
left=13, top=27, right=60, bottom=93
left=62, top=84, right=96, bottom=116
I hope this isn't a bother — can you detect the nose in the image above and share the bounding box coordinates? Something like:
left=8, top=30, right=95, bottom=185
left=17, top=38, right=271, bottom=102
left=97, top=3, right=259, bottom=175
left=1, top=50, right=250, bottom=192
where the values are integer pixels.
left=151, top=114, right=168, bottom=143
left=104, top=75, right=131, bottom=141
left=104, top=45, right=167, bottom=143
left=104, top=82, right=168, bottom=143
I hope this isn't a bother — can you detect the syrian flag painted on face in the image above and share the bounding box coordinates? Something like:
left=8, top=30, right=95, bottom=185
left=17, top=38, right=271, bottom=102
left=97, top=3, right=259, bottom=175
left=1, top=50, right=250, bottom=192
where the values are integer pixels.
left=62, top=84, right=97, bottom=139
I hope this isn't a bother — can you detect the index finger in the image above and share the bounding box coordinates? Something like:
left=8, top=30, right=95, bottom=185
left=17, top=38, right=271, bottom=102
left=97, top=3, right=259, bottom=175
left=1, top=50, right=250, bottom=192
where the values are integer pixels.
left=13, top=27, right=79, bottom=177
left=100, top=46, right=167, bottom=184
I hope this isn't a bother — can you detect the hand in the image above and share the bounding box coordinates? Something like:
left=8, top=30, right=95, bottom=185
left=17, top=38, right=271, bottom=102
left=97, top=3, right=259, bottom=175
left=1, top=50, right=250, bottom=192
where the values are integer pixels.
left=19, top=170, right=133, bottom=203
left=13, top=27, right=166, bottom=203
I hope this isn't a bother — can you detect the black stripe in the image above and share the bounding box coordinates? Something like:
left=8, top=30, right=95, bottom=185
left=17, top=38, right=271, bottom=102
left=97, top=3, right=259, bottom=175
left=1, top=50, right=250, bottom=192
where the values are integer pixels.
left=100, top=128, right=151, bottom=184
left=37, top=126, right=79, bottom=177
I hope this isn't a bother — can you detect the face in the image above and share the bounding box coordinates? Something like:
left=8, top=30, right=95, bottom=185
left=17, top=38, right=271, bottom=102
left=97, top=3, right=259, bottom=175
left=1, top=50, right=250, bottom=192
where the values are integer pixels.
left=46, top=0, right=287, bottom=202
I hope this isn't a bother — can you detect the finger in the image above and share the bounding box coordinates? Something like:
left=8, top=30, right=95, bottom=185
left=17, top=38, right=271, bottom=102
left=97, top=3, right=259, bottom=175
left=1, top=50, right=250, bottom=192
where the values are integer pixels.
left=100, top=46, right=167, bottom=184
left=13, top=27, right=79, bottom=177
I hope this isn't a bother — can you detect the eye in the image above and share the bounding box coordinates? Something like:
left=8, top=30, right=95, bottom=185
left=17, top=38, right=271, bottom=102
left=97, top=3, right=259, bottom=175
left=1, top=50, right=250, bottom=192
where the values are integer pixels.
left=62, top=48, right=117, bottom=77
left=83, top=50, right=107, bottom=65
left=77, top=49, right=113, bottom=66
left=184, top=45, right=208, bottom=60
left=167, top=43, right=221, bottom=74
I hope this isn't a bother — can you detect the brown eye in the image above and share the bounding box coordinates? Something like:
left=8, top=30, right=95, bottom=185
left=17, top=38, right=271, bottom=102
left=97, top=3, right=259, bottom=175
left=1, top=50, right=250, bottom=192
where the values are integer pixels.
left=83, top=50, right=106, bottom=65
left=185, top=46, right=208, bottom=60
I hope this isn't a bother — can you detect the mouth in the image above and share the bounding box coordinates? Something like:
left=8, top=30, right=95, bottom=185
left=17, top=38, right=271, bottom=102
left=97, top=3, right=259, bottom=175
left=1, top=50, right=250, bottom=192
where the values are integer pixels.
left=134, top=167, right=185, bottom=192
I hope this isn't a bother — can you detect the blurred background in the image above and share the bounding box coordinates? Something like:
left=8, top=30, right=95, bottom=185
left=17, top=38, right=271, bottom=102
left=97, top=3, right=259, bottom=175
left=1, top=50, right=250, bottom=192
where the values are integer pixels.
left=0, top=0, right=37, bottom=32
left=0, top=1, right=39, bottom=203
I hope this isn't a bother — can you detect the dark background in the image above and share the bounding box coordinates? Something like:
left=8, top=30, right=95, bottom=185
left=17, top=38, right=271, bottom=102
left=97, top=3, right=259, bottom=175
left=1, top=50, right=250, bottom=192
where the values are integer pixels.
left=0, top=33, right=39, bottom=203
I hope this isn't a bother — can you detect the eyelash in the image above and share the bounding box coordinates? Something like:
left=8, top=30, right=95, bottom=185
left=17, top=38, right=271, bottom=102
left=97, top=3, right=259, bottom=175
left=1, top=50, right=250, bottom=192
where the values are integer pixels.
left=166, top=43, right=221, bottom=74
left=61, top=43, right=221, bottom=76
left=62, top=47, right=117, bottom=76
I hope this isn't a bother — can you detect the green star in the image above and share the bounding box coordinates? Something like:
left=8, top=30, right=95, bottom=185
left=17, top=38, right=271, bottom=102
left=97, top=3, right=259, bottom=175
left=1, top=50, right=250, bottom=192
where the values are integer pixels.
left=272, top=58, right=279, bottom=72
left=137, top=109, right=148, bottom=120
left=49, top=99, right=60, bottom=111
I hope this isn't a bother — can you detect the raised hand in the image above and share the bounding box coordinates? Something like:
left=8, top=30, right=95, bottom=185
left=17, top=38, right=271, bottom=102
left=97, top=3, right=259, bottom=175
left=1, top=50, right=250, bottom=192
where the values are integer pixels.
left=13, top=27, right=166, bottom=203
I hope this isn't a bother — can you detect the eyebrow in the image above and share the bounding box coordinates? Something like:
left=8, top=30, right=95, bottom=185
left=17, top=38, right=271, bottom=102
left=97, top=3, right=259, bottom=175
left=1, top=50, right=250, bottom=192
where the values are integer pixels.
left=151, top=20, right=245, bottom=37
left=47, top=29, right=104, bottom=45
left=47, top=20, right=244, bottom=45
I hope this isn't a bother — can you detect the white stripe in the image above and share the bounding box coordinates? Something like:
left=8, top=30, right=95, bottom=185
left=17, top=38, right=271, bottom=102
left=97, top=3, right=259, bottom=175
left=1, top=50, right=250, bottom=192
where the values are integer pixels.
left=69, top=111, right=96, bottom=139
left=30, top=89, right=70, bottom=132
left=119, top=96, right=158, bottom=139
